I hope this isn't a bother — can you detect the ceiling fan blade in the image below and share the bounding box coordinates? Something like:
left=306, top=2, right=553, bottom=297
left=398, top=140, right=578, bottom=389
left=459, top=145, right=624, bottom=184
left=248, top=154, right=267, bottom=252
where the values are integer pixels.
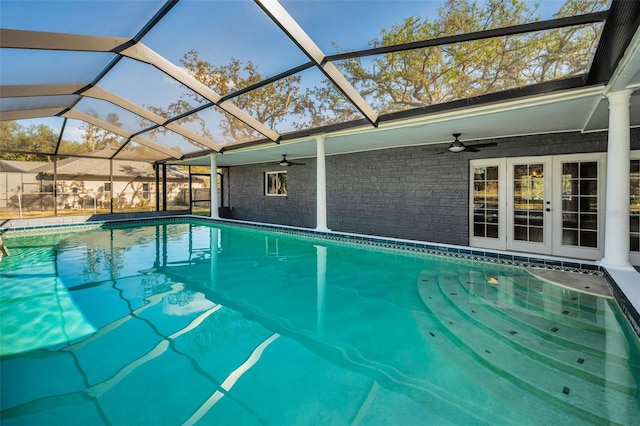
left=469, top=142, right=498, bottom=149
left=466, top=146, right=480, bottom=153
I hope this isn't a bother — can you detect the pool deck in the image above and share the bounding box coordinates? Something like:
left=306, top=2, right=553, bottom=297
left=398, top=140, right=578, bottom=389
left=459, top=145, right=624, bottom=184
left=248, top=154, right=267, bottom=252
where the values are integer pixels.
left=526, top=267, right=614, bottom=298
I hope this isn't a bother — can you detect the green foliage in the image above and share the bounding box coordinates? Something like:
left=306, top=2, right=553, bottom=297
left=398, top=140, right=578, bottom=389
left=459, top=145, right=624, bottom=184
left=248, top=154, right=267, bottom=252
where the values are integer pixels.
left=0, top=121, right=57, bottom=161
left=333, top=0, right=608, bottom=113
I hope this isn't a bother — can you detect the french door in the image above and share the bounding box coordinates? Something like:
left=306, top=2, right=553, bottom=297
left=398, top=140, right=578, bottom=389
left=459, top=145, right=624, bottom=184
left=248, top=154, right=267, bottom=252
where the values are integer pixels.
left=506, top=157, right=552, bottom=255
left=470, top=154, right=605, bottom=260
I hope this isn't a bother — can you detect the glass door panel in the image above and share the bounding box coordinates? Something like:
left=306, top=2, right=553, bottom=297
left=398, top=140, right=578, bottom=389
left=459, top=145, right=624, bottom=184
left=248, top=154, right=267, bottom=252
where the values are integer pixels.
left=507, top=157, right=552, bottom=255
left=560, top=161, right=598, bottom=248
left=512, top=163, right=545, bottom=243
left=630, top=159, right=640, bottom=252
left=472, top=165, right=500, bottom=239
left=552, top=153, right=605, bottom=260
left=469, top=160, right=506, bottom=251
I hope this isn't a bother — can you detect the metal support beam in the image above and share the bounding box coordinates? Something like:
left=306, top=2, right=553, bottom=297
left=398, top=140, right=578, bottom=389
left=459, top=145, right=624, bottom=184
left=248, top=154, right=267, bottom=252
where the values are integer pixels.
left=255, top=0, right=378, bottom=127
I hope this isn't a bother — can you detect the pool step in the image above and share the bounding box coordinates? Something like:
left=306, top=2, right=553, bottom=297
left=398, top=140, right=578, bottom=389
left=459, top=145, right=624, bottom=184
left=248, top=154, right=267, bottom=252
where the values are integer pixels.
left=453, top=269, right=632, bottom=360
left=478, top=269, right=612, bottom=329
left=440, top=270, right=637, bottom=393
left=418, top=270, right=640, bottom=425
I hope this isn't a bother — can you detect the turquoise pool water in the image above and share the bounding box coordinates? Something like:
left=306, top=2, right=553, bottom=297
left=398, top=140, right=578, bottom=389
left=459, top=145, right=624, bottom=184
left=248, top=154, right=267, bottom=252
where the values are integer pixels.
left=1, top=221, right=639, bottom=425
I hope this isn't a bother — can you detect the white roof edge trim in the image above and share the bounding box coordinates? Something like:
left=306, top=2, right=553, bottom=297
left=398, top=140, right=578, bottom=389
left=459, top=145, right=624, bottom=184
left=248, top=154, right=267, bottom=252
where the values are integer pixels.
left=605, top=24, right=640, bottom=93
left=376, top=84, right=608, bottom=132
left=83, top=86, right=223, bottom=152
left=0, top=84, right=86, bottom=98
left=0, top=29, right=129, bottom=52
left=62, top=109, right=182, bottom=159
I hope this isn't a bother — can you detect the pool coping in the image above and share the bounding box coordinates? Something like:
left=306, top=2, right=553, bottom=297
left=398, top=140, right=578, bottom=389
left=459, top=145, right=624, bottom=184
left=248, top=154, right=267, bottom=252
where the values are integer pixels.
left=2, top=214, right=639, bottom=338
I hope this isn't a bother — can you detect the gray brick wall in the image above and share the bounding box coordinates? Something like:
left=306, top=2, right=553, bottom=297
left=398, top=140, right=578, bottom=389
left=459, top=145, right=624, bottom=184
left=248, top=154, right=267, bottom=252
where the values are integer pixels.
left=228, top=129, right=640, bottom=245
left=229, top=161, right=317, bottom=228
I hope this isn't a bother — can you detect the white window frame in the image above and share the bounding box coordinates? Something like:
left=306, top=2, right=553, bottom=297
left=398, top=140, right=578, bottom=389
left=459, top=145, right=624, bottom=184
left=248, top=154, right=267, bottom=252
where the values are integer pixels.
left=551, top=152, right=605, bottom=260
left=469, top=158, right=507, bottom=251
left=631, top=150, right=640, bottom=266
left=265, top=171, right=287, bottom=197
left=470, top=153, right=606, bottom=260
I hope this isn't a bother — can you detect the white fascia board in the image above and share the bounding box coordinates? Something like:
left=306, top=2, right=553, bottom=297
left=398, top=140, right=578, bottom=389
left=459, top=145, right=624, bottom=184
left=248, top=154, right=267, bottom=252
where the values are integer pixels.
left=0, top=29, right=129, bottom=52
left=0, top=108, right=67, bottom=121
left=605, top=25, right=640, bottom=93
left=0, top=84, right=86, bottom=98
left=62, top=109, right=182, bottom=159
left=376, top=85, right=607, bottom=132
left=83, top=87, right=222, bottom=152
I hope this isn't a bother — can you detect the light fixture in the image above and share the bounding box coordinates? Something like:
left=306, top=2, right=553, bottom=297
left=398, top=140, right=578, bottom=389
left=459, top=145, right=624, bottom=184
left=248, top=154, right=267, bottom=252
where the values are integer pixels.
left=448, top=133, right=466, bottom=153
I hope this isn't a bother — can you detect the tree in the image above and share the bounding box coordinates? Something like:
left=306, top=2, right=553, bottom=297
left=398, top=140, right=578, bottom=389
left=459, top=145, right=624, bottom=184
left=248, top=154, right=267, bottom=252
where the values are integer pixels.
left=79, top=110, right=123, bottom=152
left=0, top=120, right=56, bottom=161
left=332, top=0, right=608, bottom=113
left=147, top=52, right=310, bottom=143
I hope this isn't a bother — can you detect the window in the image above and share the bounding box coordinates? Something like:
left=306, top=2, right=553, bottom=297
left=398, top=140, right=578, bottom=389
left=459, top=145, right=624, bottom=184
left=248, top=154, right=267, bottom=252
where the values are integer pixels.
left=560, top=161, right=599, bottom=248
left=265, top=171, right=287, bottom=196
left=104, top=182, right=112, bottom=192
left=142, top=183, right=150, bottom=200
left=631, top=159, right=640, bottom=253
left=472, top=165, right=500, bottom=239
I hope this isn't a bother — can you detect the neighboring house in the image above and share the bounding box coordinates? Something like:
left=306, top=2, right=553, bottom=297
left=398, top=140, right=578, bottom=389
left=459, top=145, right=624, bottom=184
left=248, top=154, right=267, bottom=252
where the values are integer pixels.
left=0, top=154, right=204, bottom=213
left=0, top=160, right=48, bottom=210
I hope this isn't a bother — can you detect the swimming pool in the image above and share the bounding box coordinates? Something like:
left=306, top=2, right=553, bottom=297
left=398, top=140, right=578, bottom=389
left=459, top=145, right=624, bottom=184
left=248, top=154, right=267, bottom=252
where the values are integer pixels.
left=1, top=220, right=639, bottom=425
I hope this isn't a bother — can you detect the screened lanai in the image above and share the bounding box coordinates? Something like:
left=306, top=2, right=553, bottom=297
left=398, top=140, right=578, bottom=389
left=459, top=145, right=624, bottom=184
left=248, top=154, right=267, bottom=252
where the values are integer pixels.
left=1, top=0, right=640, bottom=270
left=2, top=0, right=638, bottom=162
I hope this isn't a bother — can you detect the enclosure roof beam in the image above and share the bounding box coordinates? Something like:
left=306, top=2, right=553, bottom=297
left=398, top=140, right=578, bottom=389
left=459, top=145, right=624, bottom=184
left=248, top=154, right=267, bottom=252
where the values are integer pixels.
left=0, top=108, right=67, bottom=121
left=0, top=84, right=87, bottom=98
left=118, top=43, right=281, bottom=143
left=0, top=29, right=129, bottom=52
left=62, top=109, right=182, bottom=159
left=255, top=0, right=379, bottom=127
left=82, top=86, right=223, bottom=152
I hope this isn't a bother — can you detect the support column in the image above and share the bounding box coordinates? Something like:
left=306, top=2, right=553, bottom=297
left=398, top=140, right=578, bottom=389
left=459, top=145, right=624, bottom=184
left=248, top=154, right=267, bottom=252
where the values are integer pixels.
left=110, top=159, right=114, bottom=214
left=210, top=153, right=220, bottom=219
left=602, top=89, right=633, bottom=269
left=316, top=135, right=330, bottom=232
left=162, top=164, right=167, bottom=212
left=53, top=156, right=58, bottom=216
left=155, top=163, right=160, bottom=212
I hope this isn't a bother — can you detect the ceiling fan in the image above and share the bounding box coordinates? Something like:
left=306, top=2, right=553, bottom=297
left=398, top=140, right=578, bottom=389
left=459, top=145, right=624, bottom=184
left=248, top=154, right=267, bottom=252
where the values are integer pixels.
left=278, top=155, right=306, bottom=167
left=446, top=133, right=497, bottom=153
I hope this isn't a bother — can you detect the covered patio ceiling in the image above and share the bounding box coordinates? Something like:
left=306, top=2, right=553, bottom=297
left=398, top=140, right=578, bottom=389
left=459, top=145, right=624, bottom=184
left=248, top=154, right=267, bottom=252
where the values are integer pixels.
left=1, top=0, right=639, bottom=168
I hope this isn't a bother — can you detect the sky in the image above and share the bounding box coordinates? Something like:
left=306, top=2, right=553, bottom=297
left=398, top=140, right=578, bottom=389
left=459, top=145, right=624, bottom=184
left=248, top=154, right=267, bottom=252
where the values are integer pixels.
left=0, top=0, right=607, bottom=149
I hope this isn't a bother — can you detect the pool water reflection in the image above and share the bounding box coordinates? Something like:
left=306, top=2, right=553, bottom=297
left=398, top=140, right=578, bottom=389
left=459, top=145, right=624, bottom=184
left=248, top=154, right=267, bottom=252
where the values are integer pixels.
left=1, top=222, right=639, bottom=425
